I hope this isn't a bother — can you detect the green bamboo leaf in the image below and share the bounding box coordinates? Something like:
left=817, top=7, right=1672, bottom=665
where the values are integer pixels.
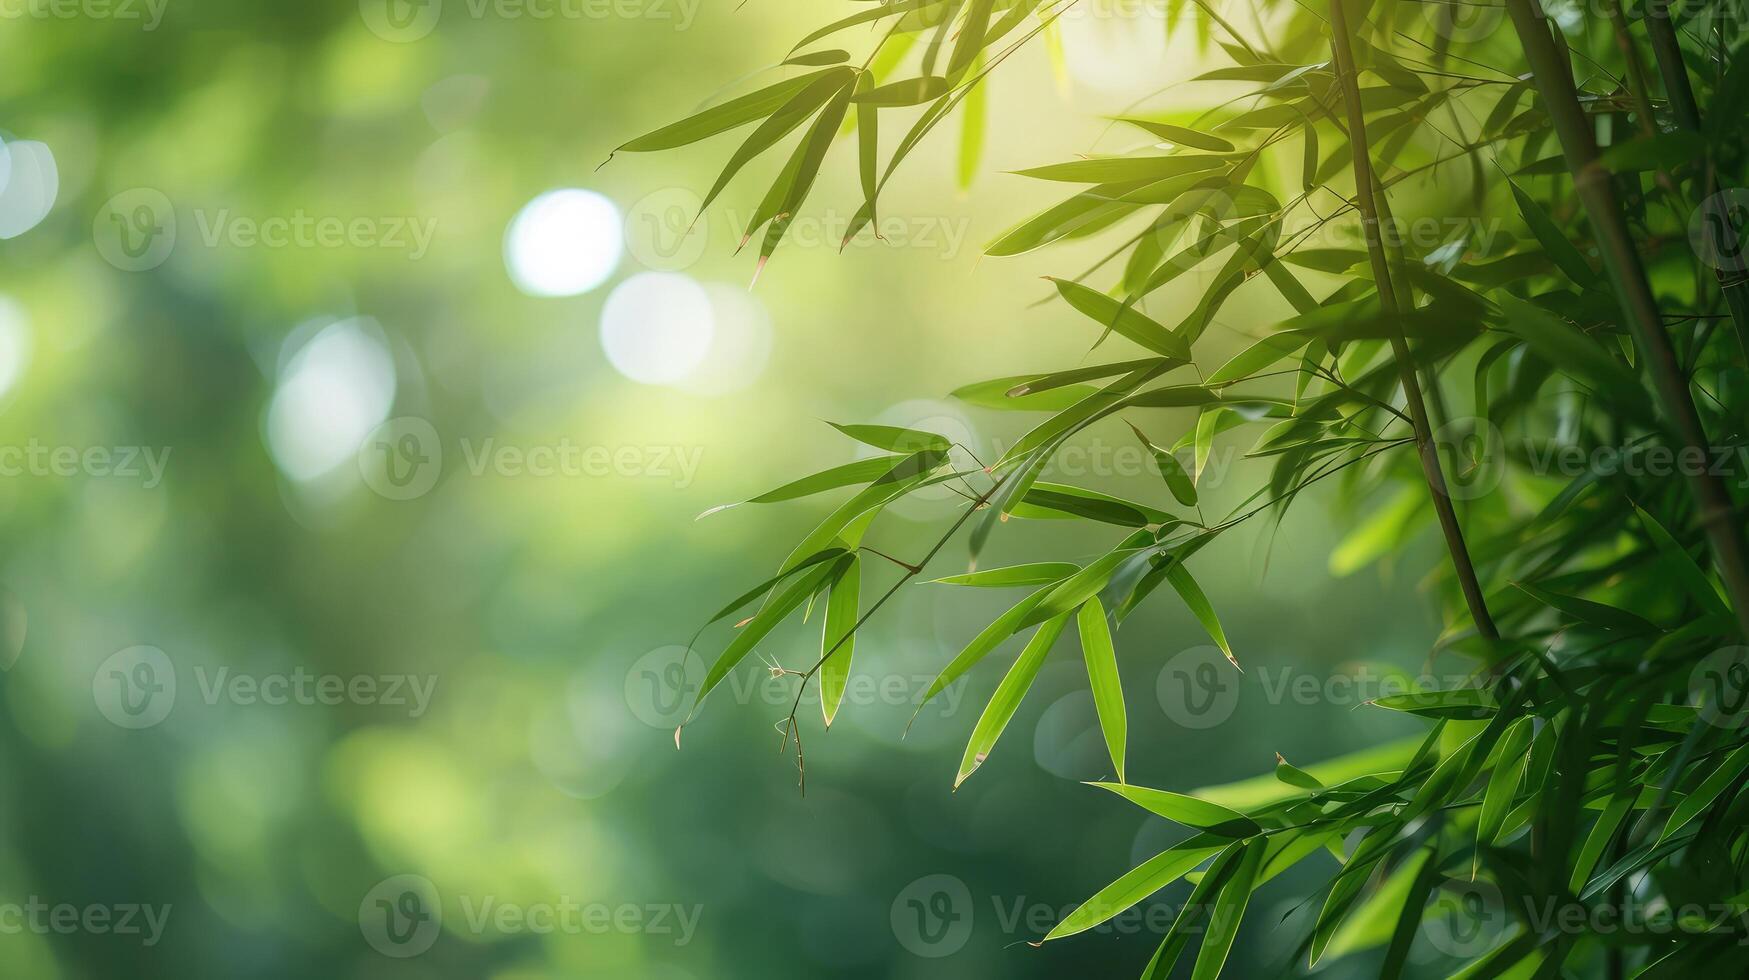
left=784, top=49, right=851, bottom=67
left=693, top=558, right=841, bottom=714
left=1507, top=181, right=1598, bottom=286
left=1309, top=825, right=1398, bottom=966
left=1188, top=837, right=1265, bottom=980
left=914, top=584, right=1055, bottom=712
left=986, top=182, right=1144, bottom=256
left=820, top=556, right=860, bottom=727
left=955, top=612, right=1071, bottom=787
left=1635, top=504, right=1731, bottom=616
left=697, top=456, right=906, bottom=518
left=1000, top=357, right=1172, bottom=398
left=1012, top=484, right=1169, bottom=526
left=1569, top=794, right=1632, bottom=894
left=1370, top=688, right=1497, bottom=720
left=752, top=82, right=855, bottom=264
left=1129, top=423, right=1197, bottom=506
left=1512, top=580, right=1659, bottom=633
left=695, top=547, right=851, bottom=633
left=1141, top=845, right=1243, bottom=980
left=928, top=563, right=1079, bottom=587
left=1048, top=277, right=1191, bottom=358
left=856, top=72, right=880, bottom=220
left=1205, top=330, right=1313, bottom=385
left=1274, top=756, right=1322, bottom=789
left=1112, top=118, right=1235, bottom=152
left=1021, top=543, right=1156, bottom=628
left=1598, top=130, right=1704, bottom=173
left=615, top=70, right=838, bottom=152
left=950, top=376, right=1100, bottom=411
left=1192, top=407, right=1222, bottom=483
left=945, top=0, right=994, bottom=79
left=1015, top=154, right=1227, bottom=184
left=957, top=55, right=986, bottom=189
left=1490, top=293, right=1652, bottom=423
left=826, top=421, right=951, bottom=453
left=1087, top=782, right=1261, bottom=836
left=1042, top=842, right=1226, bottom=941
left=1660, top=743, right=1749, bottom=843
left=852, top=76, right=950, bottom=106
left=789, top=0, right=950, bottom=53
left=1476, top=716, right=1532, bottom=851
left=1165, top=563, right=1235, bottom=666
left=1078, top=597, right=1126, bottom=782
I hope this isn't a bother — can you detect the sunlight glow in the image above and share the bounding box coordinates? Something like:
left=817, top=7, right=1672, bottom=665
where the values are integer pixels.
left=504, top=189, right=623, bottom=297
left=599, top=271, right=714, bottom=386
left=265, top=318, right=397, bottom=482
left=0, top=296, right=30, bottom=401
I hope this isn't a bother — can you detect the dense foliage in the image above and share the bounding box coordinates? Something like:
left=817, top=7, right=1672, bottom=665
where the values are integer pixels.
left=627, top=0, right=1749, bottom=974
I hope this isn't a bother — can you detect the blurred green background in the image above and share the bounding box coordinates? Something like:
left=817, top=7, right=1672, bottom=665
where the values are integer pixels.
left=0, top=2, right=1460, bottom=977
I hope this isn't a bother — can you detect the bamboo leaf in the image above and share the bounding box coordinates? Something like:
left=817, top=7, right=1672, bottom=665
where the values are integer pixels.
left=1078, top=597, right=1127, bottom=782
left=827, top=421, right=952, bottom=453
left=1042, top=842, right=1225, bottom=941
left=1087, top=782, right=1261, bottom=836
left=955, top=612, right=1071, bottom=787
left=616, top=70, right=839, bottom=152
left=1188, top=836, right=1265, bottom=980
left=928, top=563, right=1080, bottom=587
left=820, top=556, right=860, bottom=727
left=1165, top=563, right=1235, bottom=666
left=1048, top=277, right=1191, bottom=358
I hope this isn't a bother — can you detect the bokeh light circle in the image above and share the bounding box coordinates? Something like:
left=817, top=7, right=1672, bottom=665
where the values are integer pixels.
left=598, top=271, right=714, bottom=385
left=504, top=188, right=623, bottom=297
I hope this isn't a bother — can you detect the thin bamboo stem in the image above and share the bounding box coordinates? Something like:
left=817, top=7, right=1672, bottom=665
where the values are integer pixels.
left=1641, top=0, right=1749, bottom=363
left=1329, top=0, right=1500, bottom=640
left=1505, top=0, right=1749, bottom=641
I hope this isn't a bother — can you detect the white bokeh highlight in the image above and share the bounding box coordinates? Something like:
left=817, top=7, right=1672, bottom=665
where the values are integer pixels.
left=0, top=296, right=30, bottom=401
left=0, top=138, right=57, bottom=240
left=265, top=319, right=397, bottom=482
left=599, top=271, right=714, bottom=386
left=504, top=188, right=623, bottom=297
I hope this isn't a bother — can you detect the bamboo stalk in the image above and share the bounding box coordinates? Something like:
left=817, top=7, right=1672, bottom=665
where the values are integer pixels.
left=1328, top=0, right=1500, bottom=640
left=1641, top=0, right=1749, bottom=363
left=1504, top=0, right=1749, bottom=640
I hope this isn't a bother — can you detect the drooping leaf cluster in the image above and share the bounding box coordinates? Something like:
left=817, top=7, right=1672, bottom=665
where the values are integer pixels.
left=621, top=0, right=1749, bottom=974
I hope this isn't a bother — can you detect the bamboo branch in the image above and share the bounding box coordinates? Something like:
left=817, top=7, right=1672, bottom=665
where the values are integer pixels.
left=1505, top=0, right=1749, bottom=640
left=1328, top=0, right=1501, bottom=640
